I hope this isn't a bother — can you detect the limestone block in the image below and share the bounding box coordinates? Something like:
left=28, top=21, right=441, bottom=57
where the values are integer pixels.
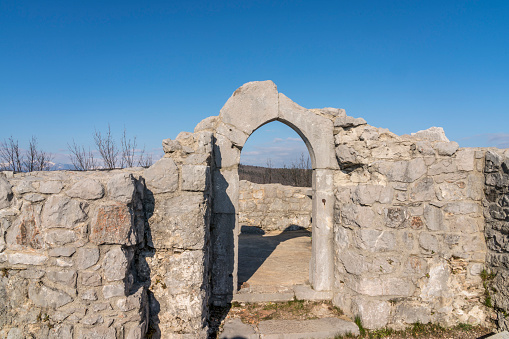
left=353, top=184, right=393, bottom=206
left=39, top=180, right=64, bottom=194
left=409, top=177, right=435, bottom=201
left=213, top=133, right=240, bottom=169
left=336, top=144, right=359, bottom=166
left=44, top=229, right=77, bottom=246
left=394, top=303, right=431, bottom=325
left=443, top=201, right=480, bottom=215
left=103, top=246, right=128, bottom=282
left=182, top=165, right=210, bottom=192
left=144, top=157, right=179, bottom=194
left=341, top=204, right=381, bottom=229
left=48, top=246, right=76, bottom=257
left=377, top=158, right=427, bottom=183
left=6, top=203, right=44, bottom=249
left=48, top=324, right=74, bottom=339
left=12, top=179, right=35, bottom=194
left=211, top=213, right=236, bottom=296
left=434, top=141, right=459, bottom=156
left=420, top=259, right=451, bottom=301
left=419, top=233, right=439, bottom=253
left=46, top=269, right=77, bottom=287
left=194, top=116, right=218, bottom=132
left=351, top=297, right=391, bottom=329
left=414, top=141, right=435, bottom=155
left=212, top=169, right=238, bottom=214
left=437, top=181, right=466, bottom=201
left=76, top=246, right=100, bottom=270
left=81, top=271, right=102, bottom=286
left=66, top=178, right=104, bottom=200
left=357, top=229, right=396, bottom=252
left=76, top=326, right=116, bottom=339
left=90, top=202, right=138, bottom=245
left=424, top=205, right=444, bottom=231
left=216, top=122, right=249, bottom=147
left=384, top=206, right=409, bottom=229
left=456, top=148, right=475, bottom=172
left=411, top=127, right=449, bottom=142
left=103, top=283, right=125, bottom=299
left=381, top=277, right=415, bottom=296
left=28, top=283, right=73, bottom=309
left=404, top=256, right=428, bottom=276
left=428, top=159, right=457, bottom=176
left=107, top=173, right=136, bottom=203
left=219, top=80, right=279, bottom=135
left=8, top=252, right=48, bottom=265
left=149, top=194, right=208, bottom=250
left=23, top=193, right=45, bottom=202
left=340, top=251, right=367, bottom=275
left=41, top=195, right=88, bottom=228
left=334, top=116, right=366, bottom=128
left=162, top=138, right=182, bottom=153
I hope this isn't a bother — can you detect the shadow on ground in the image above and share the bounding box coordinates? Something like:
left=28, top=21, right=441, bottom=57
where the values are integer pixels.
left=237, top=225, right=311, bottom=289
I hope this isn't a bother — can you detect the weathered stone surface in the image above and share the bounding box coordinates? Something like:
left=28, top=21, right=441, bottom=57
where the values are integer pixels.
left=143, top=157, right=179, bottom=194
left=103, top=246, right=128, bottom=281
left=181, top=165, right=210, bottom=192
left=351, top=297, right=391, bottom=329
left=48, top=246, right=76, bottom=257
left=46, top=268, right=77, bottom=286
left=103, top=283, right=125, bottom=299
left=434, top=141, right=459, bottom=156
left=212, top=169, right=238, bottom=214
left=76, top=246, right=100, bottom=270
left=194, top=116, right=218, bottom=133
left=28, top=283, right=73, bottom=308
left=44, top=229, right=77, bottom=246
left=39, top=180, right=64, bottom=194
left=357, top=229, right=396, bottom=252
left=419, top=233, right=439, bottom=253
left=8, top=252, right=48, bottom=265
left=66, top=178, right=104, bottom=200
left=411, top=127, right=449, bottom=142
left=424, top=205, right=444, bottom=231
left=81, top=270, right=102, bottom=286
left=219, top=80, right=279, bottom=136
left=41, top=195, right=88, bottom=228
left=149, top=194, right=208, bottom=250
left=90, top=202, right=138, bottom=245
left=395, top=303, right=431, bottom=325
left=76, top=326, right=116, bottom=339
left=378, top=158, right=427, bottom=183
left=6, top=203, right=44, bottom=249
left=409, top=177, right=435, bottom=201
left=107, top=173, right=136, bottom=203
left=334, top=116, right=366, bottom=128
left=23, top=193, right=45, bottom=202
left=384, top=207, right=408, bottom=229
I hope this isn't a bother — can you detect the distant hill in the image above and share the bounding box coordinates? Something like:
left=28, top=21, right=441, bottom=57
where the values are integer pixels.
left=238, top=164, right=312, bottom=187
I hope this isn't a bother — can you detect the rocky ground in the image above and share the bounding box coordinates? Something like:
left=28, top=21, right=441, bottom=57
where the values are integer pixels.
left=210, top=300, right=495, bottom=339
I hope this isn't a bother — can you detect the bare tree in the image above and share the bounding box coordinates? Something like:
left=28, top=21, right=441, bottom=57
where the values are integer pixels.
left=94, top=125, right=118, bottom=169
left=23, top=136, right=53, bottom=172
left=67, top=140, right=97, bottom=171
left=120, top=127, right=137, bottom=168
left=0, top=136, right=23, bottom=172
left=263, top=158, right=273, bottom=183
left=137, top=147, right=154, bottom=168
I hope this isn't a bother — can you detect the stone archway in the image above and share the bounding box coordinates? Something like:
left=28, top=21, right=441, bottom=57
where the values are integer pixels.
left=209, top=81, right=337, bottom=304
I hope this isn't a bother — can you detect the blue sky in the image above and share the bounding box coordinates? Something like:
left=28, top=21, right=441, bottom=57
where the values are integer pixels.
left=0, top=1, right=508, bottom=167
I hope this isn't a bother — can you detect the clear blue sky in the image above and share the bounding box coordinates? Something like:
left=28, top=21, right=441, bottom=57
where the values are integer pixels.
left=1, top=1, right=508, bottom=166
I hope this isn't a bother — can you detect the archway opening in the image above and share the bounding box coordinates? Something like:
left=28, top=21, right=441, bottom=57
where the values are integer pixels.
left=235, top=121, right=314, bottom=297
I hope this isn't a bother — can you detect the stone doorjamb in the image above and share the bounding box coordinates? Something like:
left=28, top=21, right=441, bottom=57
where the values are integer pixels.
left=210, top=81, right=337, bottom=303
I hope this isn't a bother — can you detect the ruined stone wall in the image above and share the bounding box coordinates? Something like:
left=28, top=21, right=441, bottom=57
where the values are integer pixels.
left=332, top=115, right=489, bottom=329
left=483, top=149, right=509, bottom=331
left=238, top=180, right=312, bottom=231
left=0, top=169, right=149, bottom=338
left=0, top=126, right=213, bottom=338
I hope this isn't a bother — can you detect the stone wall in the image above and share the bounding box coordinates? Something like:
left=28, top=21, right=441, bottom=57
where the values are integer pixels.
left=483, top=149, right=509, bottom=331
left=0, top=127, right=213, bottom=338
left=332, top=116, right=489, bottom=329
left=238, top=180, right=312, bottom=231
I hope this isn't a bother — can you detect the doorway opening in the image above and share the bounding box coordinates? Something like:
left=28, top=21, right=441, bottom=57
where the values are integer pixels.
left=235, top=121, right=313, bottom=298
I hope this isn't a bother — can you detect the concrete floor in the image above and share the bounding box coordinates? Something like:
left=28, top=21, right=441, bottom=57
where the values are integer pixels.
left=237, top=227, right=312, bottom=294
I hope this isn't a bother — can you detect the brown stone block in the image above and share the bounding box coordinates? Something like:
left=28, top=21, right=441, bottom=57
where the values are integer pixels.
left=90, top=202, right=136, bottom=245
